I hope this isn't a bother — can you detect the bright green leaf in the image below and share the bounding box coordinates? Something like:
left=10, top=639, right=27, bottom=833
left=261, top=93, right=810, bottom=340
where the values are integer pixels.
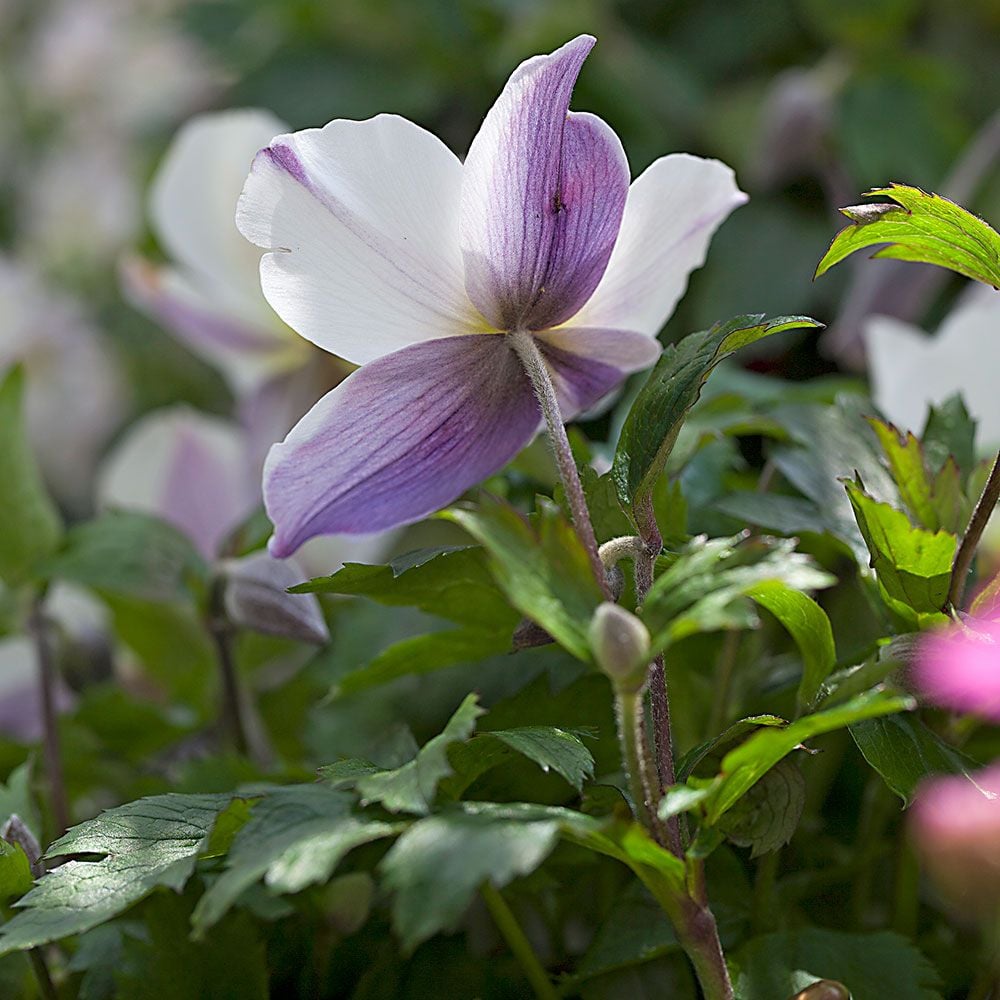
left=815, top=184, right=1000, bottom=289
left=744, top=580, right=836, bottom=710
left=845, top=478, right=957, bottom=614
left=921, top=394, right=976, bottom=480
left=0, top=794, right=229, bottom=956
left=850, top=714, right=983, bottom=806
left=357, top=694, right=485, bottom=814
left=0, top=367, right=62, bottom=584
left=612, top=314, right=821, bottom=509
left=444, top=497, right=603, bottom=661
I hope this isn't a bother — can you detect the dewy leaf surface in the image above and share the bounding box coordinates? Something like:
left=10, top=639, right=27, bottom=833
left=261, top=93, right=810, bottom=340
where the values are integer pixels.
left=815, top=183, right=1000, bottom=288
left=0, top=367, right=62, bottom=584
left=0, top=794, right=230, bottom=955
left=612, top=314, right=821, bottom=509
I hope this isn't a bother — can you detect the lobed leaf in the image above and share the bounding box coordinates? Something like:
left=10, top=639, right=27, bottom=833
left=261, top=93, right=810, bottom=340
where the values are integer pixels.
left=612, top=314, right=821, bottom=509
left=815, top=183, right=1000, bottom=289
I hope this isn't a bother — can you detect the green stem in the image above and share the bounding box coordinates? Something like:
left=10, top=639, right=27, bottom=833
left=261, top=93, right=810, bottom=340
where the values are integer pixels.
left=706, top=631, right=741, bottom=738
left=672, top=893, right=735, bottom=1000
left=892, top=838, right=919, bottom=939
left=614, top=687, right=657, bottom=833
left=751, top=850, right=780, bottom=934
left=480, top=882, right=557, bottom=1000
left=948, top=448, right=1000, bottom=611
left=508, top=329, right=611, bottom=599
left=28, top=949, right=57, bottom=1000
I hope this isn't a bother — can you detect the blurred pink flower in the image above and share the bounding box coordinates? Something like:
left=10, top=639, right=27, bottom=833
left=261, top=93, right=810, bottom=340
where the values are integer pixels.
left=914, top=619, right=1000, bottom=721
left=910, top=764, right=1000, bottom=916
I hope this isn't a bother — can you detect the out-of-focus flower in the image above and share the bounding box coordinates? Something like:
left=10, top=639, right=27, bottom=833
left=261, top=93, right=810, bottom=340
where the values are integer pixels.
left=238, top=34, right=745, bottom=554
left=865, top=285, right=1000, bottom=444
left=97, top=406, right=390, bottom=640
left=124, top=110, right=327, bottom=398
left=0, top=258, right=126, bottom=510
left=914, top=618, right=1000, bottom=721
left=25, top=0, right=217, bottom=131
left=910, top=763, right=1000, bottom=917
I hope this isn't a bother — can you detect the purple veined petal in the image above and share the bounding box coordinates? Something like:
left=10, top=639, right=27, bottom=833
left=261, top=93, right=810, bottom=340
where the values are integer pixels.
left=574, top=154, right=748, bottom=338
left=461, top=35, right=630, bottom=332
left=263, top=334, right=541, bottom=554
left=121, top=256, right=308, bottom=396
left=535, top=326, right=661, bottom=419
left=237, top=115, right=487, bottom=367
left=97, top=406, right=258, bottom=559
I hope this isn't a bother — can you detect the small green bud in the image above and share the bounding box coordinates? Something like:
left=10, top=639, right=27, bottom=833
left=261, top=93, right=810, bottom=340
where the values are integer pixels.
left=589, top=602, right=650, bottom=691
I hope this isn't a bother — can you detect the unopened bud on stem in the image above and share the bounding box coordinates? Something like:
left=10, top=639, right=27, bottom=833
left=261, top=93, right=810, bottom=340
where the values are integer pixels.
left=589, top=603, right=650, bottom=692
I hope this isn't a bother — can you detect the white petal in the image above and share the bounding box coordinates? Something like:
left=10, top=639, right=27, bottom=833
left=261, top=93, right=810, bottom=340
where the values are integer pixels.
left=237, top=114, right=486, bottom=366
left=866, top=289, right=1000, bottom=445
left=151, top=108, right=288, bottom=314
left=574, top=154, right=747, bottom=337
left=97, top=406, right=257, bottom=558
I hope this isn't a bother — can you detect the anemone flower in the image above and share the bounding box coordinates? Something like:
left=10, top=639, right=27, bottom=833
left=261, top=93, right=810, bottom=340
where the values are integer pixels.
left=237, top=35, right=746, bottom=556
left=914, top=618, right=1000, bottom=721
left=865, top=284, right=1000, bottom=444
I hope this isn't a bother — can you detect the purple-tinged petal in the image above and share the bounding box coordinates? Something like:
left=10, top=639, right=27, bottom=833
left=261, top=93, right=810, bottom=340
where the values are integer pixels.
left=264, top=334, right=540, bottom=554
left=461, top=35, right=629, bottom=331
left=914, top=618, right=1000, bottom=721
left=535, top=327, right=661, bottom=419
left=575, top=154, right=747, bottom=338
left=237, top=115, right=486, bottom=367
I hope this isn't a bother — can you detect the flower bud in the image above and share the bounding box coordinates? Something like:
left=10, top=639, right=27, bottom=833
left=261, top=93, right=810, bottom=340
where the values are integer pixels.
left=589, top=603, right=650, bottom=691
left=913, top=618, right=1000, bottom=721
left=790, top=981, right=850, bottom=1000
left=222, top=551, right=329, bottom=645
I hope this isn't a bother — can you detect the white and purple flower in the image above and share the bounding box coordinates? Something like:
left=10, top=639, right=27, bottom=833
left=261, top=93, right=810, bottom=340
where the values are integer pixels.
left=237, top=35, right=746, bottom=556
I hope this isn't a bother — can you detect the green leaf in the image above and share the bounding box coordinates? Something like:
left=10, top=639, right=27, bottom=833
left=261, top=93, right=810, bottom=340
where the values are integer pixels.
left=733, top=927, right=942, bottom=1000
left=641, top=535, right=834, bottom=655
left=41, top=512, right=208, bottom=602
left=921, top=394, right=976, bottom=480
left=444, top=497, right=603, bottom=661
left=677, top=716, right=787, bottom=781
left=869, top=419, right=939, bottom=529
left=612, top=314, right=821, bottom=508
left=380, top=804, right=562, bottom=952
left=0, top=367, right=62, bottom=584
left=444, top=726, right=595, bottom=795
left=0, top=794, right=229, bottom=955
left=844, top=478, right=957, bottom=614
left=850, top=713, right=983, bottom=806
left=744, top=580, right=836, bottom=709
left=191, top=786, right=399, bottom=937
left=715, top=758, right=805, bottom=857
left=711, top=492, right=828, bottom=539
left=0, top=841, right=33, bottom=902
left=702, top=689, right=913, bottom=823
left=815, top=184, right=1000, bottom=289
left=357, top=694, right=485, bottom=814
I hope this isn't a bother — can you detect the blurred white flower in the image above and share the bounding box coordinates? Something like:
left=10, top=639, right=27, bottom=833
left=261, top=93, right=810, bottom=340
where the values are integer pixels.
left=0, top=258, right=126, bottom=510
left=865, top=285, right=1000, bottom=445
left=123, top=109, right=325, bottom=398
left=97, top=405, right=390, bottom=578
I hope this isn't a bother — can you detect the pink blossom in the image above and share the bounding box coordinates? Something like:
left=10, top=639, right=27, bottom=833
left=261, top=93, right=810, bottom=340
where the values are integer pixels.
left=914, top=619, right=1000, bottom=721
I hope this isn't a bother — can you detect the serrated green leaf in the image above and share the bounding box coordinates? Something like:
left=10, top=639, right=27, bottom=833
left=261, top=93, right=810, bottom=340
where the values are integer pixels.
left=191, top=785, right=399, bottom=937
left=39, top=511, right=208, bottom=602
left=0, top=794, right=229, bottom=955
left=641, top=535, right=834, bottom=656
left=869, top=419, right=939, bottom=530
left=703, top=689, right=913, bottom=823
left=733, top=927, right=942, bottom=1000
left=850, top=713, right=982, bottom=807
left=715, top=758, right=805, bottom=857
left=357, top=694, right=484, bottom=815
left=921, top=394, right=976, bottom=480
left=380, top=804, right=562, bottom=952
left=844, top=478, right=956, bottom=614
left=0, top=367, right=62, bottom=584
left=744, top=580, right=836, bottom=710
left=443, top=497, right=603, bottom=661
left=815, top=184, right=1000, bottom=289
left=612, top=314, right=821, bottom=508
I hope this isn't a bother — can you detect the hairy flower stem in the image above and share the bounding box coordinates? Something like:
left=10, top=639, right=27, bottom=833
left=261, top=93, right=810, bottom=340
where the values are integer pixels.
left=508, top=329, right=611, bottom=599
left=481, top=882, right=557, bottom=1000
left=948, top=448, right=1000, bottom=611
left=28, top=599, right=68, bottom=837
left=614, top=687, right=657, bottom=833
left=631, top=494, right=682, bottom=855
